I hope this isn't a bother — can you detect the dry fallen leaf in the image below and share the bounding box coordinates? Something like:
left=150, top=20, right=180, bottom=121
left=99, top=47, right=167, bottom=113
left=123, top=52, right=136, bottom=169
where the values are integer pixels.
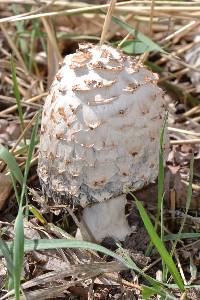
left=0, top=174, right=12, bottom=210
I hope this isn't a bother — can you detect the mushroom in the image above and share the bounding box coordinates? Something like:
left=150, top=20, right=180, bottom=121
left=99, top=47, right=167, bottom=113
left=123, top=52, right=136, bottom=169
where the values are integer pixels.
left=37, top=43, right=168, bottom=242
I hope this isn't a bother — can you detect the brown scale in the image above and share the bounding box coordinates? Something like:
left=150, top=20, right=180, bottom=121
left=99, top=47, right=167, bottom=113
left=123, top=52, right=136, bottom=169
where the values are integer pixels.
left=50, top=109, right=56, bottom=123
left=122, top=172, right=128, bottom=176
left=100, top=49, right=110, bottom=58
left=56, top=73, right=62, bottom=81
left=84, top=79, right=97, bottom=86
left=69, top=62, right=87, bottom=69
left=48, top=152, right=55, bottom=161
left=71, top=51, right=91, bottom=64
left=150, top=113, right=163, bottom=121
left=58, top=170, right=65, bottom=175
left=110, top=109, right=129, bottom=120
left=149, top=162, right=155, bottom=168
left=140, top=104, right=150, bottom=115
left=69, top=104, right=80, bottom=114
left=58, top=107, right=67, bottom=121
left=88, top=123, right=101, bottom=130
left=66, top=122, right=72, bottom=128
left=65, top=159, right=71, bottom=165
left=123, top=83, right=140, bottom=93
left=118, top=110, right=125, bottom=115
left=127, top=64, right=141, bottom=74
left=40, top=124, right=47, bottom=134
left=143, top=75, right=158, bottom=83
left=90, top=61, right=123, bottom=72
left=56, top=132, right=64, bottom=140
left=50, top=91, right=56, bottom=103
left=88, top=96, right=118, bottom=106
left=118, top=123, right=134, bottom=131
left=73, top=79, right=116, bottom=92
left=150, top=93, right=158, bottom=102
left=93, top=178, right=106, bottom=187
left=58, top=87, right=67, bottom=95
left=130, top=151, right=138, bottom=157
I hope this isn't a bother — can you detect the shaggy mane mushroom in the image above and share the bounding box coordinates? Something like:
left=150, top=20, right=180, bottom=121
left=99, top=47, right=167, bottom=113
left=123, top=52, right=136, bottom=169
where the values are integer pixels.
left=37, top=43, right=168, bottom=242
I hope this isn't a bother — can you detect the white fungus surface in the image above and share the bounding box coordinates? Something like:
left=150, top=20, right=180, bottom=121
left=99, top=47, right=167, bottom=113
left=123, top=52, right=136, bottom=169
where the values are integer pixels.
left=38, top=43, right=168, bottom=241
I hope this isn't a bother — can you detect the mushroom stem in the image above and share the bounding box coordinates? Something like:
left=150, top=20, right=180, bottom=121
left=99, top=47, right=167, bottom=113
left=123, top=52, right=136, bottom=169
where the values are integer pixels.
left=78, top=195, right=131, bottom=242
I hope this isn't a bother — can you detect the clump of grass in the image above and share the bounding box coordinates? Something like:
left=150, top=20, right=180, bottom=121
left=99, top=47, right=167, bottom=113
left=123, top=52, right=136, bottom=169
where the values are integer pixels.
left=0, top=107, right=194, bottom=300
left=0, top=109, right=40, bottom=299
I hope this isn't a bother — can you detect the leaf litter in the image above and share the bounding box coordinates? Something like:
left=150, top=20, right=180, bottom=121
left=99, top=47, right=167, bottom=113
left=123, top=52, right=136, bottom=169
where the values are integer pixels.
left=0, top=1, right=200, bottom=299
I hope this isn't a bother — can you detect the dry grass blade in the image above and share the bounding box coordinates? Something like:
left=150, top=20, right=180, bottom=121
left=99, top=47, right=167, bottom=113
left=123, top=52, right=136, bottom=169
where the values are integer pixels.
left=0, top=262, right=127, bottom=300
left=23, top=261, right=126, bottom=289
left=149, top=0, right=155, bottom=37
left=0, top=24, right=28, bottom=73
left=161, top=20, right=199, bottom=43
left=0, top=93, right=47, bottom=116
left=0, top=96, right=41, bottom=109
left=0, top=174, right=12, bottom=209
left=2, top=1, right=199, bottom=24
left=0, top=1, right=134, bottom=23
left=183, top=105, right=200, bottom=118
left=0, top=0, right=200, bottom=299
left=162, top=53, right=200, bottom=73
left=100, top=0, right=117, bottom=45
left=41, top=17, right=62, bottom=86
left=170, top=139, right=200, bottom=145
left=0, top=113, right=36, bottom=170
left=168, top=127, right=200, bottom=137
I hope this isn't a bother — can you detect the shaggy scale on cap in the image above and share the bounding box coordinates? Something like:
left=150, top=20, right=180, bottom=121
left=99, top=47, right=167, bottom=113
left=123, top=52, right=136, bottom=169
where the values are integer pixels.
left=38, top=43, right=168, bottom=241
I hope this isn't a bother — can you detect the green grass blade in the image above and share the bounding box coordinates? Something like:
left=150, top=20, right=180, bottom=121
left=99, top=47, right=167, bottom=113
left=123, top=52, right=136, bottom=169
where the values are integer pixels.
left=21, top=239, right=132, bottom=269
left=20, top=112, right=40, bottom=203
left=0, top=238, right=183, bottom=293
left=112, top=16, right=165, bottom=53
left=29, top=205, right=47, bottom=225
left=13, top=207, right=24, bottom=300
left=171, top=157, right=194, bottom=255
left=130, top=193, right=185, bottom=291
left=164, top=232, right=200, bottom=241
left=10, top=56, right=26, bottom=139
left=145, top=113, right=168, bottom=257
left=0, top=145, right=23, bottom=186
left=0, top=238, right=14, bottom=281
left=157, top=114, right=167, bottom=223
left=10, top=174, right=20, bottom=205
left=0, top=238, right=155, bottom=273
left=12, top=112, right=40, bottom=298
left=11, top=4, right=29, bottom=66
left=142, top=285, right=177, bottom=300
left=116, top=39, right=151, bottom=54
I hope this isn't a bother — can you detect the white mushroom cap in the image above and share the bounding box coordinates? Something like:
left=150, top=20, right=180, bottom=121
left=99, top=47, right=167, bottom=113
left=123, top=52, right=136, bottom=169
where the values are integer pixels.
left=38, top=43, right=167, bottom=209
